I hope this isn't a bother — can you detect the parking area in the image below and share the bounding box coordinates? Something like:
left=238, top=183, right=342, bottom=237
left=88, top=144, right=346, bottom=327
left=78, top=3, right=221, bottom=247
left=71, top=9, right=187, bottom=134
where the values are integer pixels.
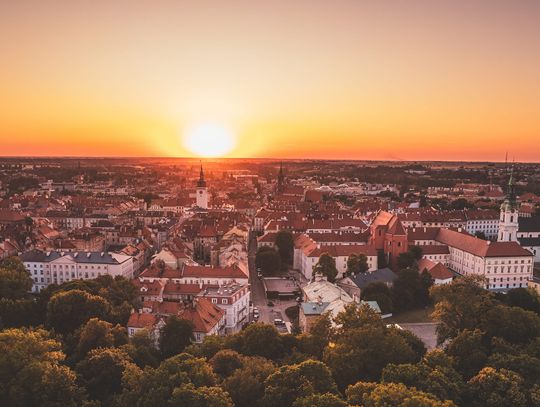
left=399, top=322, right=438, bottom=350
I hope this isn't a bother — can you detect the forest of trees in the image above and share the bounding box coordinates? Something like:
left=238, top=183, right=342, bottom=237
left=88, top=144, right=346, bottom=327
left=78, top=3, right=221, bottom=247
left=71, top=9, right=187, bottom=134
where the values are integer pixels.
left=2, top=257, right=540, bottom=406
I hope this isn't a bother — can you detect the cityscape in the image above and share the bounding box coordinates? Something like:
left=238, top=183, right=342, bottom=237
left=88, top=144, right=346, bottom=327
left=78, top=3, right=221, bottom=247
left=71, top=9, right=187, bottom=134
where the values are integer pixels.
left=1, top=1, right=540, bottom=407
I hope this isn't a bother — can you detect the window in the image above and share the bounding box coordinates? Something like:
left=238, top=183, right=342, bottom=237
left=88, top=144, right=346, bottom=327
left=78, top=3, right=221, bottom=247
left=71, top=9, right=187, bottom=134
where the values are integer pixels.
left=211, top=298, right=217, bottom=304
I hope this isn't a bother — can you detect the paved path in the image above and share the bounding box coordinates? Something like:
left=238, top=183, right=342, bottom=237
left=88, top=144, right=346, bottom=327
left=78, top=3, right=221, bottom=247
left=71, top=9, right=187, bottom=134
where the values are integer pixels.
left=399, top=322, right=439, bottom=350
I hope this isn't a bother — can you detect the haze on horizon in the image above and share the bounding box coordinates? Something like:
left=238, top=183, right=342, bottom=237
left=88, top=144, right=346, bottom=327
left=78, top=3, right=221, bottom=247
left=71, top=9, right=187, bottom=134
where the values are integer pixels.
left=1, top=1, right=539, bottom=162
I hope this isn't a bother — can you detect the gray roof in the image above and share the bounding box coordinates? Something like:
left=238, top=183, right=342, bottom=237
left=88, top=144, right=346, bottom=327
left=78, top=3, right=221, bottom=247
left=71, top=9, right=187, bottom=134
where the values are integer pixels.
left=518, top=217, right=540, bottom=233
left=519, top=237, right=540, bottom=247
left=20, top=249, right=62, bottom=263
left=349, top=268, right=398, bottom=289
left=20, top=250, right=130, bottom=265
left=300, top=302, right=330, bottom=315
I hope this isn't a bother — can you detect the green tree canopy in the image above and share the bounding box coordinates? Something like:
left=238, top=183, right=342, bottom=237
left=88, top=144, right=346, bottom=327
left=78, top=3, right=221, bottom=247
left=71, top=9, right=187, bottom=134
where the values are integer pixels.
left=159, top=315, right=195, bottom=358
left=346, top=381, right=456, bottom=407
left=46, top=289, right=110, bottom=335
left=0, top=257, right=32, bottom=300
left=466, top=367, right=527, bottom=407
left=76, top=347, right=139, bottom=403
left=431, top=276, right=495, bottom=344
left=275, top=230, right=294, bottom=267
left=262, top=359, right=338, bottom=407
left=0, top=328, right=85, bottom=406
left=346, top=253, right=369, bottom=275
left=255, top=247, right=282, bottom=276
left=313, top=253, right=338, bottom=283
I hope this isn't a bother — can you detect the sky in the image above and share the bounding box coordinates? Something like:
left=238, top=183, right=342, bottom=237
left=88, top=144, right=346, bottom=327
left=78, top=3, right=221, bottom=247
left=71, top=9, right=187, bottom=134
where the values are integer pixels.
left=1, top=0, right=539, bottom=161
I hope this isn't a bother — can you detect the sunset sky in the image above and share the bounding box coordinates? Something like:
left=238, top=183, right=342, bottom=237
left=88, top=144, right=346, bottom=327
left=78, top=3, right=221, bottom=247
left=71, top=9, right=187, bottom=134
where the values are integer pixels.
left=1, top=1, right=539, bottom=161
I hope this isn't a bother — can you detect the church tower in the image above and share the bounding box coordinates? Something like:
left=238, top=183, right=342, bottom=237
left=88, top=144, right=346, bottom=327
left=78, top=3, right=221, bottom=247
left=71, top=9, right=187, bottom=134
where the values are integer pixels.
left=498, top=167, right=518, bottom=242
left=277, top=161, right=285, bottom=193
left=196, top=163, right=209, bottom=209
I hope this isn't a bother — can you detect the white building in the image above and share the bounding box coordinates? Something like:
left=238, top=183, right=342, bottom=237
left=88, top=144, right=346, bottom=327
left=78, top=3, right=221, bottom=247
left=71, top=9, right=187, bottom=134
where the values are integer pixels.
left=436, top=229, right=533, bottom=290
left=21, top=249, right=134, bottom=293
left=196, top=164, right=209, bottom=209
left=294, top=234, right=378, bottom=281
left=498, top=171, right=519, bottom=242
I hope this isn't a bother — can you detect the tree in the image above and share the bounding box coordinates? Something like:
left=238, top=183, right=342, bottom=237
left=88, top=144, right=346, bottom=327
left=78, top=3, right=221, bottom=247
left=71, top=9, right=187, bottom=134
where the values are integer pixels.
left=293, top=393, right=347, bottom=407
left=122, top=328, right=161, bottom=368
left=117, top=353, right=217, bottom=407
left=170, top=384, right=233, bottom=407
left=221, top=356, right=276, bottom=407
left=46, top=289, right=110, bottom=335
left=505, top=287, right=540, bottom=314
left=313, top=253, right=338, bottom=283
left=480, top=304, right=540, bottom=344
left=361, top=282, right=393, bottom=314
left=255, top=247, right=281, bottom=276
left=445, top=329, right=489, bottom=379
left=262, top=360, right=338, bottom=407
left=275, top=230, right=294, bottom=267
left=74, top=317, right=128, bottom=359
left=466, top=367, right=527, bottom=407
left=382, top=350, right=465, bottom=404
left=0, top=328, right=85, bottom=406
left=159, top=315, right=195, bottom=358
left=431, top=276, right=495, bottom=344
left=397, top=252, right=416, bottom=270
left=474, top=231, right=487, bottom=239
left=451, top=198, right=473, bottom=210
left=409, top=245, right=423, bottom=261
left=209, top=349, right=244, bottom=378
left=346, top=253, right=368, bottom=275
left=0, top=257, right=32, bottom=300
left=231, top=323, right=285, bottom=360
left=76, top=347, right=139, bottom=403
left=298, top=313, right=333, bottom=359
left=324, top=307, right=418, bottom=389
left=487, top=352, right=540, bottom=387
left=346, top=381, right=456, bottom=407
left=392, top=267, right=422, bottom=311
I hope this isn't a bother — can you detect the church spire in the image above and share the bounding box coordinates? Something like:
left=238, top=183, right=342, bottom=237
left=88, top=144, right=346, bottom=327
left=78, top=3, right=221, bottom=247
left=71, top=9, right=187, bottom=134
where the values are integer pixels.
left=503, top=165, right=517, bottom=211
left=277, top=161, right=285, bottom=192
left=197, top=162, right=207, bottom=187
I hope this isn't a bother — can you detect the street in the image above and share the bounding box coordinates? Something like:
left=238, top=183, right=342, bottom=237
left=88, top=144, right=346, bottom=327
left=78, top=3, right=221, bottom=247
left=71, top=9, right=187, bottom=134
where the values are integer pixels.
left=248, top=232, right=299, bottom=328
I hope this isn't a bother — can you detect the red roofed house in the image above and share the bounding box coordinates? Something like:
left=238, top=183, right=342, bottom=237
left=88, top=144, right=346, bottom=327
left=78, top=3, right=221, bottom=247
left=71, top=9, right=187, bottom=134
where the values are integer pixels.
left=369, top=211, right=408, bottom=270
left=417, top=259, right=453, bottom=285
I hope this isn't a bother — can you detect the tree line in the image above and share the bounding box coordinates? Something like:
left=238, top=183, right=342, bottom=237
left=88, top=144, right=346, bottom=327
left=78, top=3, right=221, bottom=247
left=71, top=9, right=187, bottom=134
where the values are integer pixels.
left=2, top=257, right=540, bottom=406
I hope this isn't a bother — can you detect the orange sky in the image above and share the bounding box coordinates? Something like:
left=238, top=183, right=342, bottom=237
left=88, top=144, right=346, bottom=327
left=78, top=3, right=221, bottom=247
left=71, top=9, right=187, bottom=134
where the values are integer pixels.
left=1, top=1, right=539, bottom=161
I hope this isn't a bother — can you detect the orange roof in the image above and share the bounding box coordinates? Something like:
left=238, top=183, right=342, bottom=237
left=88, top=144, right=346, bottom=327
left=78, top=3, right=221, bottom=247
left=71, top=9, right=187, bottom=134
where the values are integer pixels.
left=140, top=264, right=183, bottom=279
left=183, top=264, right=247, bottom=279
left=127, top=312, right=157, bottom=329
left=417, top=259, right=453, bottom=280
left=436, top=228, right=532, bottom=258
left=163, top=282, right=202, bottom=295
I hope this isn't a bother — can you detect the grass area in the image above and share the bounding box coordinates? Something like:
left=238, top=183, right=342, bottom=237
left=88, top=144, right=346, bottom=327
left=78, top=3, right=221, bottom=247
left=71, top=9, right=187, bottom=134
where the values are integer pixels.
left=386, top=305, right=435, bottom=324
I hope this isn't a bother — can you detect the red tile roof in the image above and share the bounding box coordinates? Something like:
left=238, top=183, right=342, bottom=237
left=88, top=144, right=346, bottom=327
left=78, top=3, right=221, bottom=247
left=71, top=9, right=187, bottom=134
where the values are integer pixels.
left=435, top=228, right=532, bottom=258
left=127, top=312, right=157, bottom=329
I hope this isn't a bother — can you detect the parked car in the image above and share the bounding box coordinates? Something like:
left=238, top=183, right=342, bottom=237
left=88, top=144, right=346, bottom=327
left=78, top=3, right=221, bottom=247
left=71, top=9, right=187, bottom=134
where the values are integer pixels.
left=273, top=318, right=285, bottom=326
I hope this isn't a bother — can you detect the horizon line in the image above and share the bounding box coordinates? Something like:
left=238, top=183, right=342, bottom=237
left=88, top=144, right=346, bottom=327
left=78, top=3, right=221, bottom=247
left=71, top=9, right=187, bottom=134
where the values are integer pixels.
left=0, top=155, right=537, bottom=165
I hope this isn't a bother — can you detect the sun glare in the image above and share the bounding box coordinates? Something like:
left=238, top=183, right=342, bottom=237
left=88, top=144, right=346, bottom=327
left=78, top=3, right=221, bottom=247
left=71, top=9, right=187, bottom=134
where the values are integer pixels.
left=183, top=123, right=236, bottom=157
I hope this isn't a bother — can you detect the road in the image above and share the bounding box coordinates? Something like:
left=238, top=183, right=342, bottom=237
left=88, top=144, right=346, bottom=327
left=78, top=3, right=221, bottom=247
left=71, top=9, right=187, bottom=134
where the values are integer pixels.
left=248, top=232, right=299, bottom=328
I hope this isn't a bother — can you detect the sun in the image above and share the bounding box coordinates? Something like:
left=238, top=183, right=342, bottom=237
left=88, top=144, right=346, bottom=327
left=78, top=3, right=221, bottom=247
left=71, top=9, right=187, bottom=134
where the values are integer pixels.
left=183, top=123, right=236, bottom=157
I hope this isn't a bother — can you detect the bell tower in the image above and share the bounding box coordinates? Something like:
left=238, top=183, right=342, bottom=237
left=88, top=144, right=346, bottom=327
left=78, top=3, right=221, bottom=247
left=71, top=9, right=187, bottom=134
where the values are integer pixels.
left=196, top=163, right=209, bottom=209
left=498, top=167, right=518, bottom=242
left=277, top=161, right=285, bottom=193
